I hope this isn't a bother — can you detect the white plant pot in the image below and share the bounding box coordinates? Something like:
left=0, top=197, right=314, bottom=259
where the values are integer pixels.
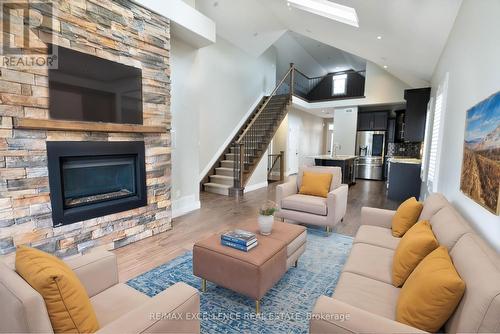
left=258, top=215, right=274, bottom=235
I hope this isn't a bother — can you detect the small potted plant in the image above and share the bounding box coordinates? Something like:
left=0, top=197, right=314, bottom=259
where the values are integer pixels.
left=258, top=200, right=279, bottom=235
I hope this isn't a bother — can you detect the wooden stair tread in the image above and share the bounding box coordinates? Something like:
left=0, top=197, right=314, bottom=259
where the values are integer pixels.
left=203, top=182, right=231, bottom=189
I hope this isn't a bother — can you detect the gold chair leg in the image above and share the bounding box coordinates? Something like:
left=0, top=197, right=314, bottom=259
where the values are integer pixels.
left=325, top=226, right=331, bottom=235
left=255, top=300, right=261, bottom=314
left=201, top=279, right=207, bottom=292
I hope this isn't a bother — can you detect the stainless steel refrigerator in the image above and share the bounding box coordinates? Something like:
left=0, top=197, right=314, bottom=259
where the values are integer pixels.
left=355, top=131, right=386, bottom=180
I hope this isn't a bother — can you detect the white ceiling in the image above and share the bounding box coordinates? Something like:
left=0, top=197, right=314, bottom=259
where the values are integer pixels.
left=289, top=31, right=366, bottom=73
left=196, top=0, right=463, bottom=87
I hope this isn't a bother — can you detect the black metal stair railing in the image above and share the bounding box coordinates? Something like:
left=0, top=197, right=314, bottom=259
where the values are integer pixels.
left=232, top=64, right=295, bottom=193
left=293, top=69, right=322, bottom=99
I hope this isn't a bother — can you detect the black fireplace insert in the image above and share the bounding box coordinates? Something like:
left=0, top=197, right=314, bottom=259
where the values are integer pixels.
left=47, top=141, right=147, bottom=227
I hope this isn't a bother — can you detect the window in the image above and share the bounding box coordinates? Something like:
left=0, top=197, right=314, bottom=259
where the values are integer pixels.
left=420, top=97, right=433, bottom=182
left=287, top=0, right=359, bottom=27
left=332, top=74, right=347, bottom=95
left=426, top=73, right=449, bottom=192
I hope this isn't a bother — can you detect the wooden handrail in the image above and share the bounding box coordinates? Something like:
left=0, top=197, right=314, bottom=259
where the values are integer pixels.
left=236, top=64, right=294, bottom=144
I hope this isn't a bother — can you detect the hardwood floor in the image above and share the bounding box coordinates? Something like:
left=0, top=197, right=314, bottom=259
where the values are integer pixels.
left=113, top=178, right=400, bottom=282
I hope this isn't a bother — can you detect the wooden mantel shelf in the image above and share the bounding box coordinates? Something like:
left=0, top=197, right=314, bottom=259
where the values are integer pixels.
left=14, top=118, right=167, bottom=133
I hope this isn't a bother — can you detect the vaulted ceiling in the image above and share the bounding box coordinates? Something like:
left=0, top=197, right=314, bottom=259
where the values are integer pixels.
left=196, top=0, right=463, bottom=87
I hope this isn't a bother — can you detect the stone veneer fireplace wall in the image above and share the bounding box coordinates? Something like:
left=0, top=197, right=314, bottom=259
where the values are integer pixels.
left=0, top=0, right=171, bottom=257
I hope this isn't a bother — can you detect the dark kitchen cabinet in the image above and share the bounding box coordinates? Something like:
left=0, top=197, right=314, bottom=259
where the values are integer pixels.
left=387, top=119, right=396, bottom=142
left=357, top=111, right=388, bottom=131
left=358, top=112, right=372, bottom=130
left=404, top=88, right=431, bottom=142
left=373, top=112, right=388, bottom=130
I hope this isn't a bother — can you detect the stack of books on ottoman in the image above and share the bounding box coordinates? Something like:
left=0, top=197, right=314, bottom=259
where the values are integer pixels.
left=221, top=229, right=258, bottom=252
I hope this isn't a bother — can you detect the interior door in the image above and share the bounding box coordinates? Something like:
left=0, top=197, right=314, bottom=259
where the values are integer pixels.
left=288, top=125, right=299, bottom=174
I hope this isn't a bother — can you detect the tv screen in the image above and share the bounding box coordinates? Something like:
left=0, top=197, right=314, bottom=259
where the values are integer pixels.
left=49, top=45, right=143, bottom=124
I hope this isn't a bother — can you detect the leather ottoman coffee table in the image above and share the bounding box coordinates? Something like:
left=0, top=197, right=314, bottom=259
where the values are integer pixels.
left=193, top=221, right=306, bottom=313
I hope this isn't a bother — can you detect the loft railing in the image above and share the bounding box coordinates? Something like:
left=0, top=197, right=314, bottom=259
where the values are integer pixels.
left=231, top=64, right=295, bottom=193
left=294, top=69, right=366, bottom=102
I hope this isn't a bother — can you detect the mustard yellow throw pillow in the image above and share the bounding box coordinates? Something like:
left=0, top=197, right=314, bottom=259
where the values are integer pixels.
left=15, top=246, right=100, bottom=333
left=396, top=246, right=465, bottom=333
left=392, top=197, right=423, bottom=237
left=392, top=220, right=439, bottom=287
left=299, top=171, right=333, bottom=198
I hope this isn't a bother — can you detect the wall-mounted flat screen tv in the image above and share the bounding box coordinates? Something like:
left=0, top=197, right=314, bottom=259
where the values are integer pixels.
left=49, top=45, right=143, bottom=124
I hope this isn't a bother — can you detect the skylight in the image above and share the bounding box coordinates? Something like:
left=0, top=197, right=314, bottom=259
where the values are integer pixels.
left=287, top=0, right=359, bottom=28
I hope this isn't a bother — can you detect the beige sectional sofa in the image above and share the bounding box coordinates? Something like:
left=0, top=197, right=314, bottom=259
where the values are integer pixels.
left=0, top=250, right=200, bottom=333
left=310, top=193, right=500, bottom=333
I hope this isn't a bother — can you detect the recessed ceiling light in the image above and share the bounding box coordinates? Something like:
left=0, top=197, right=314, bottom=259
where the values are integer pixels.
left=383, top=65, right=388, bottom=69
left=287, top=0, right=359, bottom=28
left=377, top=36, right=382, bottom=40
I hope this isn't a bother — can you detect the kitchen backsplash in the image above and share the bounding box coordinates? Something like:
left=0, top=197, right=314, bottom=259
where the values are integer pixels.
left=386, top=142, right=422, bottom=158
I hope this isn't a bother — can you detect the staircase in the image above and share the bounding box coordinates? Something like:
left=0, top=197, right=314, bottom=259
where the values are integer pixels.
left=202, top=65, right=295, bottom=196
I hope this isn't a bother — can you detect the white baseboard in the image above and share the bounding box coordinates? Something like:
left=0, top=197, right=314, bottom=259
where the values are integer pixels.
left=172, top=195, right=201, bottom=218
left=199, top=93, right=265, bottom=182
left=244, top=181, right=268, bottom=193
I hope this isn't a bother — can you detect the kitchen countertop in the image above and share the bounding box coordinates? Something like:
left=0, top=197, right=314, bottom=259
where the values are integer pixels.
left=388, top=157, right=422, bottom=165
left=312, top=155, right=357, bottom=161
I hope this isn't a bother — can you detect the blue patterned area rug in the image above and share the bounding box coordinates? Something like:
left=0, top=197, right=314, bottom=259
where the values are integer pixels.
left=127, top=228, right=353, bottom=334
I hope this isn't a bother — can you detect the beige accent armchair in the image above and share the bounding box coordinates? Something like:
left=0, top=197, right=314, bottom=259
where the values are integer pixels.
left=0, top=250, right=200, bottom=333
left=275, top=166, right=348, bottom=232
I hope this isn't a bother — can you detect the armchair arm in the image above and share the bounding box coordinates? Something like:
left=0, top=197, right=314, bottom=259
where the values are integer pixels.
left=64, top=250, right=118, bottom=297
left=327, top=184, right=348, bottom=226
left=310, top=296, right=427, bottom=334
left=276, top=181, right=298, bottom=207
left=360, top=207, right=396, bottom=229
left=97, top=282, right=200, bottom=334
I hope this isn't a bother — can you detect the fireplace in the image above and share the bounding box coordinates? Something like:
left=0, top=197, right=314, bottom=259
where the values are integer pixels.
left=47, top=141, right=147, bottom=227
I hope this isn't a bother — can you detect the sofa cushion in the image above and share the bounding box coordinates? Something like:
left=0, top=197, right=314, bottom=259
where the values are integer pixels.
left=299, top=171, right=333, bottom=198
left=429, top=206, right=471, bottom=250
left=342, top=243, right=394, bottom=285
left=419, top=193, right=449, bottom=220
left=90, top=283, right=149, bottom=327
left=333, top=272, right=400, bottom=320
left=397, top=246, right=465, bottom=333
left=445, top=234, right=500, bottom=333
left=391, top=197, right=423, bottom=237
left=354, top=225, right=400, bottom=250
left=392, top=221, right=439, bottom=287
left=15, top=246, right=100, bottom=333
left=281, top=194, right=327, bottom=216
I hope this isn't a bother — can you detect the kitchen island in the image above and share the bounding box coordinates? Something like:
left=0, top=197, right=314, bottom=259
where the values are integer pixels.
left=312, top=155, right=357, bottom=185
left=387, top=158, right=422, bottom=201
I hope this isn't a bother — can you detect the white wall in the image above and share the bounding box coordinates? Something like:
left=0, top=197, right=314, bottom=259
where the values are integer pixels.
left=171, top=36, right=276, bottom=216
left=274, top=33, right=327, bottom=80
left=422, top=0, right=500, bottom=251
left=332, top=107, right=358, bottom=156
left=171, top=38, right=202, bottom=217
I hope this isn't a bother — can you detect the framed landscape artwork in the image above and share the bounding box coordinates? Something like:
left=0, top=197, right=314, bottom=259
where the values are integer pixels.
left=460, top=91, right=500, bottom=215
